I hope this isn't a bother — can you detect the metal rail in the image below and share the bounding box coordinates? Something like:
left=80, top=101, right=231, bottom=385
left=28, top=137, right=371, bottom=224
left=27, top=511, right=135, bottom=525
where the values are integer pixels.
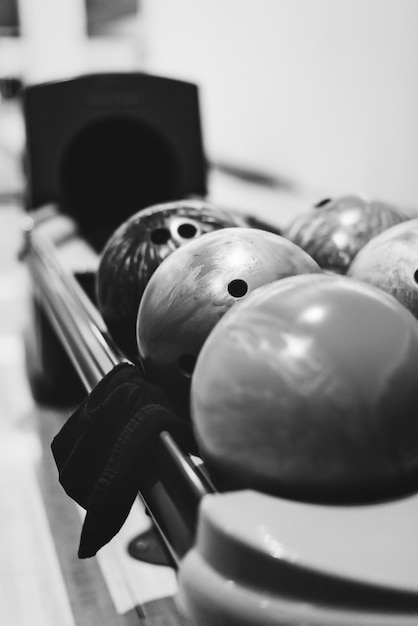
left=23, top=210, right=215, bottom=567
left=24, top=214, right=125, bottom=390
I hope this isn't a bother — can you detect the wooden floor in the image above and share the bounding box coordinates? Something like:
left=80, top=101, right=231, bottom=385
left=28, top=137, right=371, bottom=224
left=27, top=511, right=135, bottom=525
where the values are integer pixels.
left=0, top=201, right=192, bottom=626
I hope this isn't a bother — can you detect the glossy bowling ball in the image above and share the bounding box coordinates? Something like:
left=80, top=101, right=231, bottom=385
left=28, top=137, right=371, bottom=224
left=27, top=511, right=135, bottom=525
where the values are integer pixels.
left=348, top=218, right=418, bottom=318
left=191, top=273, right=418, bottom=503
left=96, top=199, right=238, bottom=360
left=136, top=227, right=321, bottom=414
left=283, top=194, right=408, bottom=274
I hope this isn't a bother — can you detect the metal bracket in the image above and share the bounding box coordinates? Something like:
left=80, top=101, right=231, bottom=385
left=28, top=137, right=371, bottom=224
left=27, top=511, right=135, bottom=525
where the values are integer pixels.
left=127, top=526, right=173, bottom=567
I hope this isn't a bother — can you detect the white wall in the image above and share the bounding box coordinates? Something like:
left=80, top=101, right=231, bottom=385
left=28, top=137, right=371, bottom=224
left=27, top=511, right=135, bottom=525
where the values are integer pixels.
left=17, top=0, right=141, bottom=84
left=140, top=0, right=418, bottom=208
left=18, top=0, right=87, bottom=83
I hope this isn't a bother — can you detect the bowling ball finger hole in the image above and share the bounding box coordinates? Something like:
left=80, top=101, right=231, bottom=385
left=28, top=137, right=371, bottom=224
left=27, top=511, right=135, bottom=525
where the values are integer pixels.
left=228, top=279, right=249, bottom=298
left=314, top=197, right=332, bottom=208
left=150, top=227, right=171, bottom=244
left=178, top=354, right=196, bottom=377
left=177, top=222, right=198, bottom=239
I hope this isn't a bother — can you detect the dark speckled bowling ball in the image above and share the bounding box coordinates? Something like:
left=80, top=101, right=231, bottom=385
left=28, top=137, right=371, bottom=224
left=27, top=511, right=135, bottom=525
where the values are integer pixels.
left=96, top=199, right=238, bottom=361
left=283, top=194, right=408, bottom=274
left=136, top=227, right=321, bottom=413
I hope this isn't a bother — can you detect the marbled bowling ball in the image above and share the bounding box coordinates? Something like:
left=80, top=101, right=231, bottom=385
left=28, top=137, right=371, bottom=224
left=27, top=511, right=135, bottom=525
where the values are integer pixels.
left=136, top=227, right=321, bottom=413
left=348, top=218, right=418, bottom=318
left=191, top=273, right=418, bottom=502
left=96, top=199, right=238, bottom=361
left=283, top=194, right=408, bottom=274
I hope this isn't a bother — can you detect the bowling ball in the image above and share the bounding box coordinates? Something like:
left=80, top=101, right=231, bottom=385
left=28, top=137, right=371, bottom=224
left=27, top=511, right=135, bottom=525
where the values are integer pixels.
left=96, top=199, right=238, bottom=360
left=136, top=227, right=321, bottom=414
left=283, top=194, right=408, bottom=273
left=348, top=218, right=418, bottom=318
left=191, top=273, right=418, bottom=503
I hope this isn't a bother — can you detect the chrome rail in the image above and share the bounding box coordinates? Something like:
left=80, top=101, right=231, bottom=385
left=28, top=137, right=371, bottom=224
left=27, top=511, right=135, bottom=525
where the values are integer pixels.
left=22, top=210, right=214, bottom=567
left=24, top=214, right=126, bottom=391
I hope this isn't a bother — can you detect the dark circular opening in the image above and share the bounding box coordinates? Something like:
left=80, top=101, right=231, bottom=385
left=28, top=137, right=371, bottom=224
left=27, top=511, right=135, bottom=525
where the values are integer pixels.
left=414, top=270, right=418, bottom=284
left=228, top=279, right=248, bottom=298
left=178, top=354, right=196, bottom=377
left=150, top=227, right=171, bottom=245
left=314, top=197, right=332, bottom=208
left=60, top=117, right=180, bottom=250
left=177, top=222, right=198, bottom=239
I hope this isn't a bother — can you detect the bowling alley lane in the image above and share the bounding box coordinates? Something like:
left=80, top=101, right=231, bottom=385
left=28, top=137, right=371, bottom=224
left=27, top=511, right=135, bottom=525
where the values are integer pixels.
left=0, top=200, right=192, bottom=625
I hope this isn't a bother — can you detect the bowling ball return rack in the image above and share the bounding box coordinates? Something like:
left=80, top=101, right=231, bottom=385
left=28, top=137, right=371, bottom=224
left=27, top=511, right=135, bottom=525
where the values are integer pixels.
left=22, top=205, right=418, bottom=626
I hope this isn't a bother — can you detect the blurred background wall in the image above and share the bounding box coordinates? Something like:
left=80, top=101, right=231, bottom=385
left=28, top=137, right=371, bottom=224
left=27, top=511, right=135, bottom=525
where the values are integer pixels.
left=5, top=0, right=418, bottom=208
left=139, top=0, right=418, bottom=208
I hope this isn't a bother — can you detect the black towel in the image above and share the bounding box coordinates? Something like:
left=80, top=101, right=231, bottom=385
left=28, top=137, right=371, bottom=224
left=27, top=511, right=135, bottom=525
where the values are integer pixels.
left=51, top=362, right=197, bottom=558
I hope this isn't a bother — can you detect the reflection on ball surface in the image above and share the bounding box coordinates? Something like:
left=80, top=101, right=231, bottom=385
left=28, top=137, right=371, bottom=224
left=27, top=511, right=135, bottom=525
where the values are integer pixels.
left=348, top=218, right=418, bottom=319
left=284, top=194, right=408, bottom=273
left=191, top=273, right=418, bottom=502
left=137, top=227, right=321, bottom=413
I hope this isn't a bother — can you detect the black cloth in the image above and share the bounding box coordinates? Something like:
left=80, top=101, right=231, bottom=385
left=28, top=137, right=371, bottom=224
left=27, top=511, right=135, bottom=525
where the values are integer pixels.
left=51, top=362, right=197, bottom=558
